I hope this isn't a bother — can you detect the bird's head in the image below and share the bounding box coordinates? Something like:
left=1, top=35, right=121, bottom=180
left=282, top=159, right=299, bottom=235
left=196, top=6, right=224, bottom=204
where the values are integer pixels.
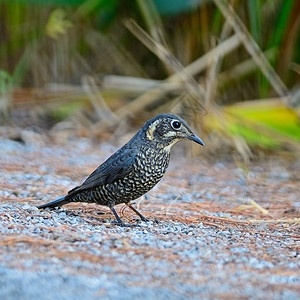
left=143, top=113, right=204, bottom=151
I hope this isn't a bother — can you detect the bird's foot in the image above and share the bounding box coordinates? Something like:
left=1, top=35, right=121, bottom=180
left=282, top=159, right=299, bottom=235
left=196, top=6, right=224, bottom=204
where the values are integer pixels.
left=136, top=217, right=159, bottom=224
left=139, top=216, right=149, bottom=222
left=110, top=220, right=128, bottom=227
left=111, top=220, right=142, bottom=227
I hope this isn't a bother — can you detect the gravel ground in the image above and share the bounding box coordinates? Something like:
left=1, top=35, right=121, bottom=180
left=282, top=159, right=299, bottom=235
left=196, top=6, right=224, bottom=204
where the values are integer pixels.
left=0, top=134, right=299, bottom=299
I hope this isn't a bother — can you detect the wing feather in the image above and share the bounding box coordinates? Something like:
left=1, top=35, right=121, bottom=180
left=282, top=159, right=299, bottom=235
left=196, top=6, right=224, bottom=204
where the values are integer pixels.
left=67, top=143, right=140, bottom=196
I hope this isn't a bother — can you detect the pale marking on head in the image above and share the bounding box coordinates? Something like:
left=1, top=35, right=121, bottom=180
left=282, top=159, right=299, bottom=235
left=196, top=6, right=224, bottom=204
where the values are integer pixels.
left=163, top=131, right=177, bottom=138
left=146, top=119, right=160, bottom=141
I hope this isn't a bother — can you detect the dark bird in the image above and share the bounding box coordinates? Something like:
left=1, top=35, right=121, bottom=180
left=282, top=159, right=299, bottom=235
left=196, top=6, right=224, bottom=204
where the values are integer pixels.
left=38, top=113, right=204, bottom=225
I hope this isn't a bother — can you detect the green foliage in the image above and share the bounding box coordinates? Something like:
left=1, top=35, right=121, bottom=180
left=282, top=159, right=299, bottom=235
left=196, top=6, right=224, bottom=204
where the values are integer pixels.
left=261, top=0, right=296, bottom=96
left=228, top=102, right=300, bottom=141
left=51, top=101, right=84, bottom=121
left=0, top=52, right=29, bottom=94
left=228, top=123, right=280, bottom=149
left=224, top=101, right=300, bottom=151
left=268, top=0, right=295, bottom=49
left=0, top=70, right=13, bottom=95
left=247, top=0, right=262, bottom=45
left=0, top=0, right=299, bottom=153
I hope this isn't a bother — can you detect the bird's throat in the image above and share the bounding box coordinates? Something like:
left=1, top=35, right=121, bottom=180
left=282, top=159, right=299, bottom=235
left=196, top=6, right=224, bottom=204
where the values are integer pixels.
left=163, top=138, right=181, bottom=153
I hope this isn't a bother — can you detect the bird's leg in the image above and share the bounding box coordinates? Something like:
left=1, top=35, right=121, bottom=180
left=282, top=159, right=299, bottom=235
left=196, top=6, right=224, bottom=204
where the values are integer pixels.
left=110, top=207, right=125, bottom=226
left=126, top=203, right=149, bottom=222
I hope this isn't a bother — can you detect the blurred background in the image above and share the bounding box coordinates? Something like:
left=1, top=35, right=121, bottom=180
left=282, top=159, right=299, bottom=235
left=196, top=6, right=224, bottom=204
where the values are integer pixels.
left=0, top=0, right=299, bottom=159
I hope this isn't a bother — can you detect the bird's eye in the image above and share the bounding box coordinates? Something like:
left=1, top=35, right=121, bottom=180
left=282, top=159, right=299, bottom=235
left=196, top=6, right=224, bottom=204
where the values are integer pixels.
left=171, top=120, right=181, bottom=130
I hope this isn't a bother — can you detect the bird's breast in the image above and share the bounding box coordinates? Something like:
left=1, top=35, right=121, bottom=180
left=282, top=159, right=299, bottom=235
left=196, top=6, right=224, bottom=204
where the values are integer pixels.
left=133, top=146, right=170, bottom=180
left=114, top=145, right=170, bottom=200
left=91, top=145, right=171, bottom=206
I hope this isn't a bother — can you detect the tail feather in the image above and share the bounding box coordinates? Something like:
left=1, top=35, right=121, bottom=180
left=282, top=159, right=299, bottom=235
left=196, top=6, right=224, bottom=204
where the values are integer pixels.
left=37, top=196, right=71, bottom=209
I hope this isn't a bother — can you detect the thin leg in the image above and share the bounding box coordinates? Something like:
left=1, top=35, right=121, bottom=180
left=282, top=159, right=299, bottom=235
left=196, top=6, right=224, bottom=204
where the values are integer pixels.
left=110, top=207, right=125, bottom=226
left=126, top=203, right=148, bottom=222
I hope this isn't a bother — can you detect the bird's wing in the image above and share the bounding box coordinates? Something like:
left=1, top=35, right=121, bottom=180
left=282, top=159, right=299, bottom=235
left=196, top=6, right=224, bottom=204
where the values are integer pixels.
left=67, top=144, right=139, bottom=196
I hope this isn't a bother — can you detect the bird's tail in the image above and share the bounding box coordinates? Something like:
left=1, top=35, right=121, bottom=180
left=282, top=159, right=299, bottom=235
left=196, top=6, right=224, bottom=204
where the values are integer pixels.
left=37, top=196, right=71, bottom=209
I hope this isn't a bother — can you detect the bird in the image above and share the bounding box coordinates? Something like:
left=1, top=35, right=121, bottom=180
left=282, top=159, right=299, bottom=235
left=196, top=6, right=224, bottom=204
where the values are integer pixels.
left=37, top=113, right=204, bottom=225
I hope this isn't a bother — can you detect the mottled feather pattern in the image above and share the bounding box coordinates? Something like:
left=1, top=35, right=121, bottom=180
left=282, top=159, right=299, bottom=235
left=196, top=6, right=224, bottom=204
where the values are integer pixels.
left=71, top=143, right=169, bottom=207
left=38, top=113, right=204, bottom=224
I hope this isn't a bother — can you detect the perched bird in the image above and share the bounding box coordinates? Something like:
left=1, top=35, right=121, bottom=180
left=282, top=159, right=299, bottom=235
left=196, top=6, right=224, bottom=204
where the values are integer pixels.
left=38, top=113, right=204, bottom=225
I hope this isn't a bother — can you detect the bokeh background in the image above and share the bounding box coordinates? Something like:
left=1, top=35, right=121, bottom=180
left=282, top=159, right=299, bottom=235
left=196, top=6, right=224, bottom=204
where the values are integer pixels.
left=1, top=0, right=299, bottom=159
left=1, top=2, right=300, bottom=299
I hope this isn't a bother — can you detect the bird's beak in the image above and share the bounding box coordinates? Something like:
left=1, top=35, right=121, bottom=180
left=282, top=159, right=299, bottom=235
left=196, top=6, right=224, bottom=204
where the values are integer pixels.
left=188, top=134, right=205, bottom=146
